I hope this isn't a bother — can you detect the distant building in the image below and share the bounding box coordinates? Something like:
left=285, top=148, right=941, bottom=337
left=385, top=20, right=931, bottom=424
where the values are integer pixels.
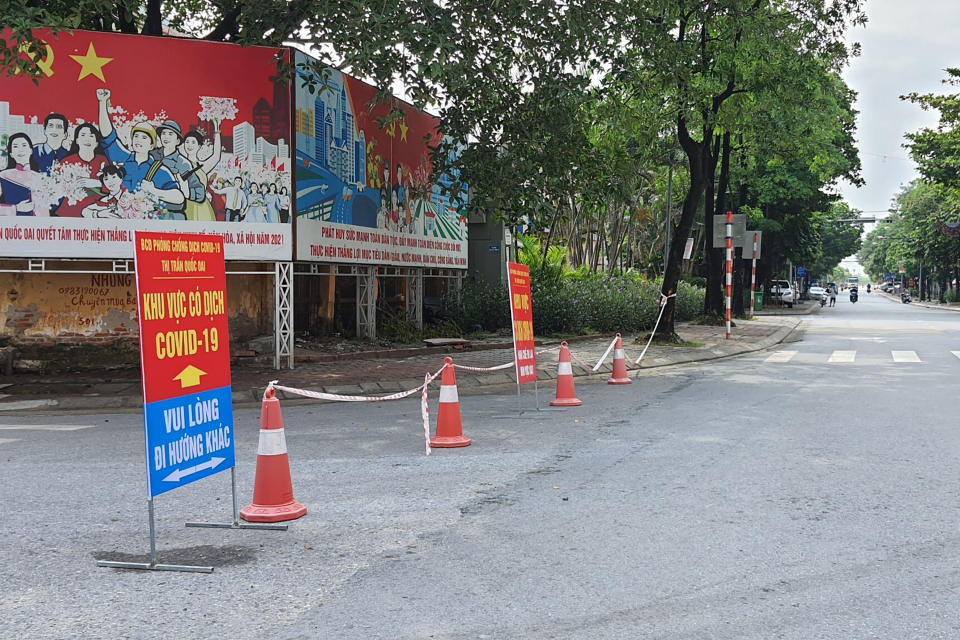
left=233, top=122, right=255, bottom=159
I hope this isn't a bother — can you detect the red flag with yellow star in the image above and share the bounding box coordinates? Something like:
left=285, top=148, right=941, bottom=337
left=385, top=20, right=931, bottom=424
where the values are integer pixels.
left=0, top=29, right=289, bottom=145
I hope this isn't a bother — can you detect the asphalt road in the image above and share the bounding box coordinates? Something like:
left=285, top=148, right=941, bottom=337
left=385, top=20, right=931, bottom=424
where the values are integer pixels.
left=2, top=290, right=960, bottom=639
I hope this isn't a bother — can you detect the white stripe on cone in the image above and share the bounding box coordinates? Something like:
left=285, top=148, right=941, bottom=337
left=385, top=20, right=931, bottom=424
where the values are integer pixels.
left=439, top=385, right=459, bottom=403
left=257, top=429, right=288, bottom=456
left=558, top=361, right=572, bottom=375
left=614, top=349, right=625, bottom=359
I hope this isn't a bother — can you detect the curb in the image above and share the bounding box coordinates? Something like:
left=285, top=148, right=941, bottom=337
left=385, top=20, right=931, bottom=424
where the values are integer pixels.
left=231, top=318, right=805, bottom=409
left=0, top=319, right=803, bottom=414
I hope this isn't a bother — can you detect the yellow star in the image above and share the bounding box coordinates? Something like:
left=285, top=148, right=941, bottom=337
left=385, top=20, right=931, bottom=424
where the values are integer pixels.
left=399, top=120, right=408, bottom=142
left=69, top=43, right=113, bottom=83
left=385, top=122, right=396, bottom=139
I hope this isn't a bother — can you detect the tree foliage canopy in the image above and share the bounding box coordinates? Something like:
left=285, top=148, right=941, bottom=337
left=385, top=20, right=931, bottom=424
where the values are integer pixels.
left=5, top=0, right=868, bottom=322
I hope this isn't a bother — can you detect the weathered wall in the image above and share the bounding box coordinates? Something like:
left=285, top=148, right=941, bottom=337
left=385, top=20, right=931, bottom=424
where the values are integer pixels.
left=0, top=263, right=274, bottom=371
left=1, top=271, right=138, bottom=345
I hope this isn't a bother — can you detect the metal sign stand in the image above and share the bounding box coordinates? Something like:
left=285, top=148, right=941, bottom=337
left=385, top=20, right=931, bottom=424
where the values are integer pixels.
left=185, top=467, right=288, bottom=531
left=97, top=500, right=214, bottom=573
left=98, top=470, right=288, bottom=573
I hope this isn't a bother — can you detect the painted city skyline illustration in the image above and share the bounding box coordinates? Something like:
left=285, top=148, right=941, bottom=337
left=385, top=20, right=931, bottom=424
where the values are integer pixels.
left=293, top=51, right=467, bottom=242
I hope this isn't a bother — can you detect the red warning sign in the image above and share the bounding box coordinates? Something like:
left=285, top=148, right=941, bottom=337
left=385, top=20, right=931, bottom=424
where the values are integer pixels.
left=507, top=262, right=536, bottom=384
left=135, top=232, right=230, bottom=405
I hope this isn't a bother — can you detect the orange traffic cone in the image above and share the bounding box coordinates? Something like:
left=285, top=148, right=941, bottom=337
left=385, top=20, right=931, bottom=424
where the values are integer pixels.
left=240, top=388, right=307, bottom=523
left=608, top=333, right=632, bottom=385
left=550, top=341, right=582, bottom=406
left=430, top=357, right=471, bottom=448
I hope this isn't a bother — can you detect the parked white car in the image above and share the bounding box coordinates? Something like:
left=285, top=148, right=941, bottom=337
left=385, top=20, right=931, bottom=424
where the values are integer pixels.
left=769, top=280, right=795, bottom=307
left=808, top=285, right=827, bottom=301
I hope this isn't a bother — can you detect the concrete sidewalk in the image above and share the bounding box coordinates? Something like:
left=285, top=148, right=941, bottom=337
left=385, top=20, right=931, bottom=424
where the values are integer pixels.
left=0, top=312, right=809, bottom=413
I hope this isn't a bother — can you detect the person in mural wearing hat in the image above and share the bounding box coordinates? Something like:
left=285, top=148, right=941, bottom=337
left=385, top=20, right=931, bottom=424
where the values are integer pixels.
left=96, top=89, right=184, bottom=214
left=149, top=119, right=204, bottom=220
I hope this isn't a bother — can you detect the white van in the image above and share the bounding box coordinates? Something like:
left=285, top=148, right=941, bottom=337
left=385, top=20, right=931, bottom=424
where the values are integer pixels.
left=768, top=280, right=795, bottom=307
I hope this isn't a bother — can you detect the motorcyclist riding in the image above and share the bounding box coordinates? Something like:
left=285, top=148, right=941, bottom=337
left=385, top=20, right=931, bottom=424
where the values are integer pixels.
left=850, top=286, right=858, bottom=303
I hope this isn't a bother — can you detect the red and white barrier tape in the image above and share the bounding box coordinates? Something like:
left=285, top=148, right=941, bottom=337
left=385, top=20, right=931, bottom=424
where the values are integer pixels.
left=267, top=366, right=445, bottom=404
left=636, top=292, right=676, bottom=364
left=591, top=336, right=620, bottom=371
left=453, top=361, right=516, bottom=372
left=421, top=373, right=432, bottom=456
left=267, top=364, right=448, bottom=456
left=568, top=351, right=599, bottom=372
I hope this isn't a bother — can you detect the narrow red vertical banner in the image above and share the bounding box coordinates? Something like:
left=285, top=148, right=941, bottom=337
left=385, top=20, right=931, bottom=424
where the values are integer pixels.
left=507, top=262, right=537, bottom=383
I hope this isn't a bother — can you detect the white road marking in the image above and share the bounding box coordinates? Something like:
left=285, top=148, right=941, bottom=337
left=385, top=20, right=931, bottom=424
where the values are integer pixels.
left=951, top=351, right=960, bottom=360
left=0, top=424, right=95, bottom=431
left=764, top=351, right=797, bottom=363
left=828, top=350, right=857, bottom=363
left=0, top=399, right=58, bottom=411
left=891, top=350, right=921, bottom=363
left=0, top=438, right=19, bottom=445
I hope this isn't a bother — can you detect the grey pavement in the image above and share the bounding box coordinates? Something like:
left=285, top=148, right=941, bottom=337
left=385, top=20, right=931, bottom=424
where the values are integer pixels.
left=0, top=307, right=815, bottom=413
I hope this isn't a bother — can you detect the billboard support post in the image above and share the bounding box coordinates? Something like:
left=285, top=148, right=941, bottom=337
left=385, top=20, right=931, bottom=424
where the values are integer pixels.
left=275, top=262, right=294, bottom=370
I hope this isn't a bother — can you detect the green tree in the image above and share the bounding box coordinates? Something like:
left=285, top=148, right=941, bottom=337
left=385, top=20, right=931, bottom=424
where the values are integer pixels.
left=610, top=0, right=864, bottom=337
left=902, top=69, right=960, bottom=200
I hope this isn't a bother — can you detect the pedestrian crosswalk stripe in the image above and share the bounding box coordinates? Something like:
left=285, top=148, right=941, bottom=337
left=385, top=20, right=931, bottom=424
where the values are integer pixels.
left=891, top=350, right=921, bottom=363
left=952, top=351, right=960, bottom=360
left=0, top=424, right=95, bottom=431
left=764, top=351, right=797, bottom=363
left=828, top=350, right=856, bottom=363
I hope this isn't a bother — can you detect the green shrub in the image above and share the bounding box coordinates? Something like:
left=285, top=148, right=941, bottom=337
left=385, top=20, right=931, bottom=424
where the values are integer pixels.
left=443, top=279, right=511, bottom=332
left=946, top=289, right=959, bottom=303
left=442, top=272, right=705, bottom=337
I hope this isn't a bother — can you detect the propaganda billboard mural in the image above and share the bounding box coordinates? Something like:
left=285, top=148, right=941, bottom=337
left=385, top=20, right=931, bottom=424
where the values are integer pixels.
left=0, top=29, right=292, bottom=260
left=293, top=51, right=468, bottom=268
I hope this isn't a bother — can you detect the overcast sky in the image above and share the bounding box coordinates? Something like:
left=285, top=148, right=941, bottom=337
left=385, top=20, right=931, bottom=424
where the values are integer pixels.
left=837, top=0, right=960, bottom=219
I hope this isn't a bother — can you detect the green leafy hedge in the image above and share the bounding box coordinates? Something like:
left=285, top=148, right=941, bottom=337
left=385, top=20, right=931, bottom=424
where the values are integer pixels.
left=445, top=273, right=704, bottom=336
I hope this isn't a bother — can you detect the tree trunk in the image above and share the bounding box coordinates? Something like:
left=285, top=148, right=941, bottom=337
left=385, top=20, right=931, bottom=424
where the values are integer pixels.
left=143, top=0, right=163, bottom=35
left=541, top=200, right=563, bottom=262
left=657, top=116, right=707, bottom=338
left=704, top=131, right=723, bottom=317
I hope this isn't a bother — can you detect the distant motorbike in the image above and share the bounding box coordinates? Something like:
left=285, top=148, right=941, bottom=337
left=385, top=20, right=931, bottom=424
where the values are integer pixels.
left=850, top=288, right=858, bottom=303
left=819, top=295, right=826, bottom=307
left=901, top=292, right=912, bottom=304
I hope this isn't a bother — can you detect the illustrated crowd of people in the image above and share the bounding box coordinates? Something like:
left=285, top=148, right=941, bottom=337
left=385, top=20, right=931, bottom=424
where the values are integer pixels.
left=377, top=162, right=424, bottom=234
left=0, top=89, right=289, bottom=222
